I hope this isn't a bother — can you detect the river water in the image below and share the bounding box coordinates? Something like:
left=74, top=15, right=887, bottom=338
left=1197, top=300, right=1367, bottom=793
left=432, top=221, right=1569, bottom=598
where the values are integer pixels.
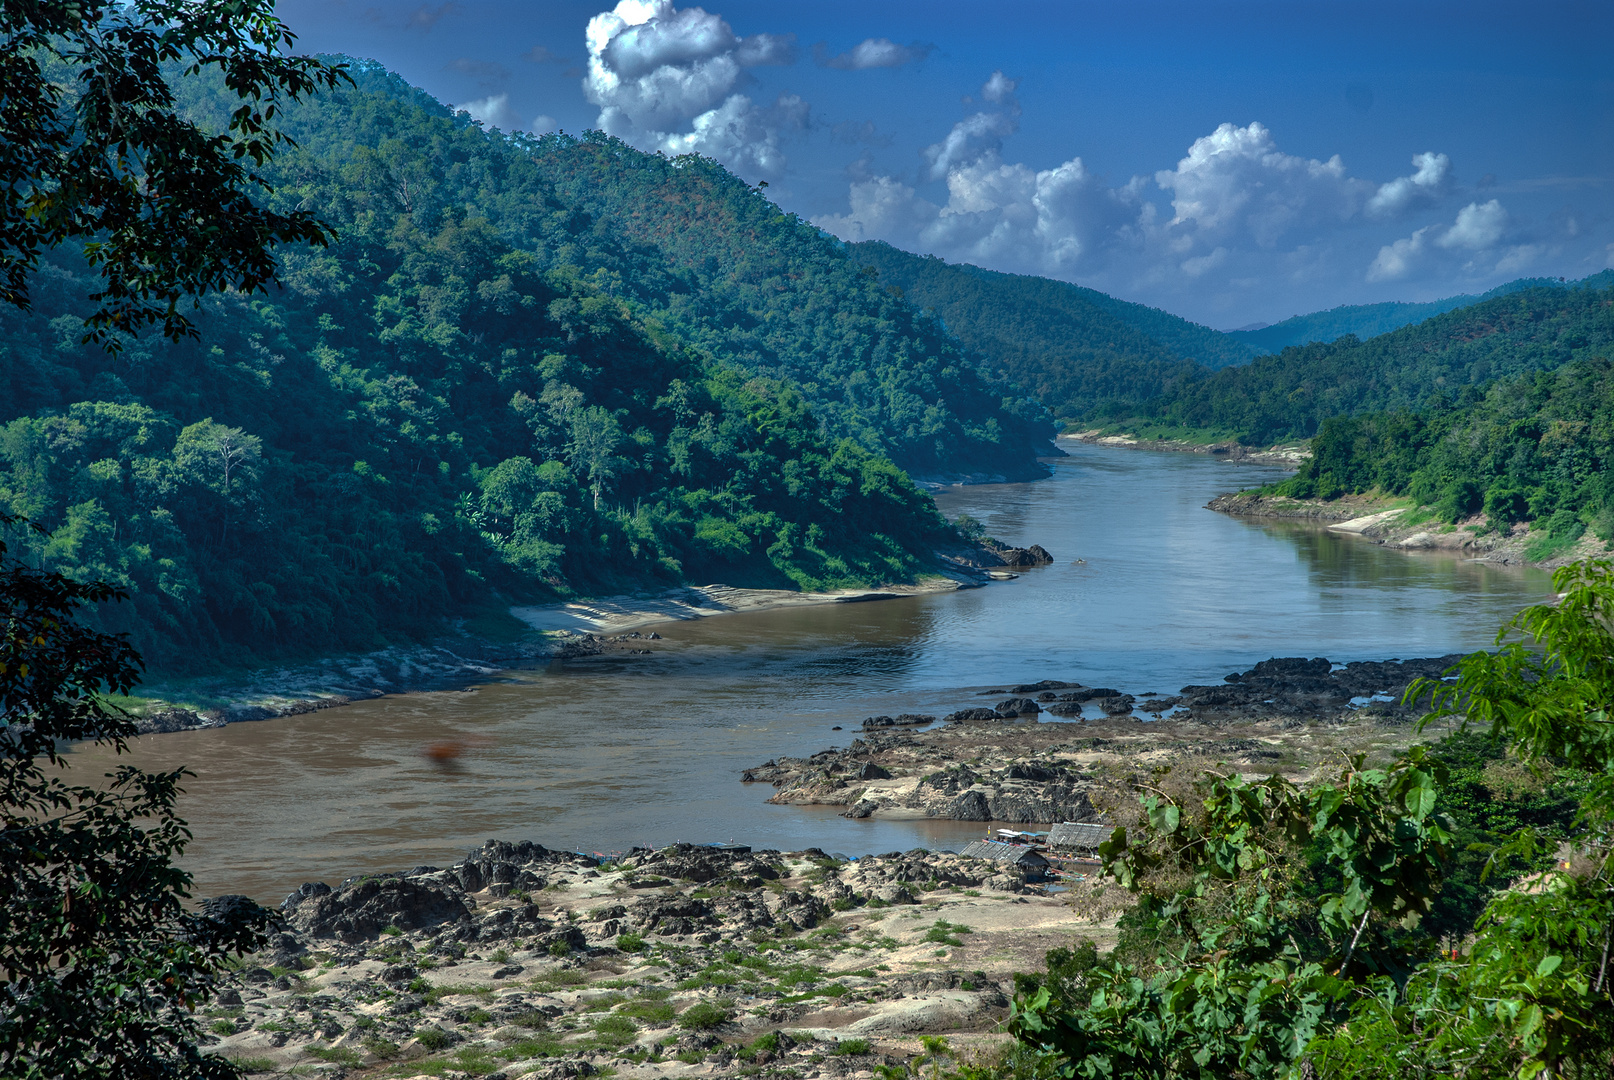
left=68, top=441, right=1556, bottom=903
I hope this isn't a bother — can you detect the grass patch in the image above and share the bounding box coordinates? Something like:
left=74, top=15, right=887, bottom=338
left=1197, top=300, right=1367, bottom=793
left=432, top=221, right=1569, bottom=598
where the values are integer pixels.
left=678, top=1001, right=731, bottom=1030
left=363, top=1036, right=400, bottom=1059
left=305, top=1046, right=363, bottom=1066
left=833, top=1038, right=872, bottom=1055
left=498, top=1035, right=566, bottom=1059
left=208, top=1019, right=237, bottom=1036
left=531, top=970, right=588, bottom=992
left=592, top=1013, right=638, bottom=1047
left=618, top=998, right=676, bottom=1024
left=221, top=1057, right=276, bottom=1074
left=923, top=920, right=973, bottom=947
left=615, top=932, right=646, bottom=953
left=424, top=982, right=494, bottom=1004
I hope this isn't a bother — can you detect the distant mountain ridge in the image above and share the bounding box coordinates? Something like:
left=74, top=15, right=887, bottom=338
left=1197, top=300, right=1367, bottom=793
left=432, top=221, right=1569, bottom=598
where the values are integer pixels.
left=1228, top=276, right=1601, bottom=353
left=847, top=241, right=1253, bottom=423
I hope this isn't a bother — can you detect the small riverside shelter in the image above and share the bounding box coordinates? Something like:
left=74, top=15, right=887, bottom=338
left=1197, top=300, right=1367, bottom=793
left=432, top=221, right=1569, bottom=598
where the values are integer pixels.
left=958, top=840, right=1051, bottom=879
left=1047, top=822, right=1110, bottom=856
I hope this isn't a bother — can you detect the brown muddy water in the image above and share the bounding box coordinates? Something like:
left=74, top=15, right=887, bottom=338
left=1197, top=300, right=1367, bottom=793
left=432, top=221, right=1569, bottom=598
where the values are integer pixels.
left=67, top=441, right=1557, bottom=903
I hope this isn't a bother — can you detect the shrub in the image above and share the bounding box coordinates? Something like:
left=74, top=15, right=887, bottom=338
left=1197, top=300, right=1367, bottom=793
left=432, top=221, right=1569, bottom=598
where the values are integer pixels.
left=362, top=1035, right=400, bottom=1059
left=677, top=1001, right=731, bottom=1030
left=304, top=1046, right=362, bottom=1065
left=834, top=1038, right=872, bottom=1055
left=414, top=1026, right=452, bottom=1051
left=616, top=932, right=646, bottom=953
left=208, top=1019, right=236, bottom=1036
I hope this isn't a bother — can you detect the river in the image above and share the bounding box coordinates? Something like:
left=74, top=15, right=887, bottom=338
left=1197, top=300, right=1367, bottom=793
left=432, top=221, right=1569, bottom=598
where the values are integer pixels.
left=67, top=440, right=1557, bottom=902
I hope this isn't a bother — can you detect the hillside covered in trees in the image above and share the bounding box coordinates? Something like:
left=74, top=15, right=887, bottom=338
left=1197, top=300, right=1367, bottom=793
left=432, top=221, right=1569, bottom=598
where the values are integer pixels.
left=0, top=62, right=986, bottom=672
left=1270, top=357, right=1614, bottom=551
left=848, top=241, right=1253, bottom=423
left=1227, top=276, right=1569, bottom=353
left=1144, top=273, right=1614, bottom=443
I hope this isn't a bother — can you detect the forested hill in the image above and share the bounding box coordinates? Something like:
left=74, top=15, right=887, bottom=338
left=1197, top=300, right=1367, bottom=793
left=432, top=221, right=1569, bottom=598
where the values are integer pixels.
left=1228, top=276, right=1571, bottom=354
left=0, top=62, right=966, bottom=672
left=511, top=152, right=1053, bottom=483
left=1272, top=357, right=1614, bottom=554
left=1144, top=273, right=1614, bottom=443
left=847, top=241, right=1253, bottom=423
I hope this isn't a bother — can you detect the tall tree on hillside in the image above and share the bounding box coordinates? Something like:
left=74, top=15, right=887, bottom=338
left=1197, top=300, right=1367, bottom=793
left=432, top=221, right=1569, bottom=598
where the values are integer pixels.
left=0, top=5, right=338, bottom=1075
left=0, top=0, right=348, bottom=345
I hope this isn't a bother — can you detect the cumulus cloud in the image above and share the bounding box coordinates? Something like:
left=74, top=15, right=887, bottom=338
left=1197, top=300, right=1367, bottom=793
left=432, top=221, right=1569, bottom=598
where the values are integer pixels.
left=456, top=92, right=526, bottom=132
left=814, top=37, right=934, bottom=70
left=1154, top=122, right=1369, bottom=246
left=1367, top=199, right=1521, bottom=281
left=816, top=83, right=1491, bottom=307
left=921, top=71, right=1020, bottom=181
left=1366, top=152, right=1452, bottom=217
left=583, top=0, right=800, bottom=177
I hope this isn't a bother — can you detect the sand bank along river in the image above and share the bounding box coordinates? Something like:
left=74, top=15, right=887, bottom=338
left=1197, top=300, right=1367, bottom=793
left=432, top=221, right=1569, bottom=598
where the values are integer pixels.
left=68, top=440, right=1557, bottom=902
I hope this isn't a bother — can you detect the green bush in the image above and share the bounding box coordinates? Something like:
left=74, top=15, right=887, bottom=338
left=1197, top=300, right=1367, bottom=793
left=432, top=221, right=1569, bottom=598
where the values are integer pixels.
left=304, top=1046, right=362, bottom=1065
left=362, top=1035, right=400, bottom=1059
left=616, top=932, right=646, bottom=953
left=208, top=1019, right=236, bottom=1036
left=677, top=1001, right=731, bottom=1031
left=414, top=1026, right=451, bottom=1051
left=834, top=1038, right=872, bottom=1055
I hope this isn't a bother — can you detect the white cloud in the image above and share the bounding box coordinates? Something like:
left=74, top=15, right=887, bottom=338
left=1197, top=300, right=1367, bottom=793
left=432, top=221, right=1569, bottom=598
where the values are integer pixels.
left=1366, top=152, right=1452, bottom=217
left=921, top=71, right=1020, bottom=181
left=1367, top=199, right=1517, bottom=281
left=1154, top=122, right=1369, bottom=246
left=583, top=0, right=800, bottom=178
left=457, top=92, right=526, bottom=132
left=1438, top=198, right=1509, bottom=250
left=815, top=37, right=933, bottom=70
left=532, top=114, right=559, bottom=134
left=816, top=86, right=1516, bottom=315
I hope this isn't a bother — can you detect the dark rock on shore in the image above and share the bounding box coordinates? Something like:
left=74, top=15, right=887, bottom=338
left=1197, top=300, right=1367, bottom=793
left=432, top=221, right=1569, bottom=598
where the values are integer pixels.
left=862, top=713, right=936, bottom=730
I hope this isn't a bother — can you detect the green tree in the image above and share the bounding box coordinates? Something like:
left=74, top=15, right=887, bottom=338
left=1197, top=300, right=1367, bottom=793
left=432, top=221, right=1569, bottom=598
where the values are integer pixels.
left=172, top=419, right=262, bottom=544
left=0, top=513, right=277, bottom=1078
left=0, top=0, right=347, bottom=343
left=1006, top=559, right=1614, bottom=1080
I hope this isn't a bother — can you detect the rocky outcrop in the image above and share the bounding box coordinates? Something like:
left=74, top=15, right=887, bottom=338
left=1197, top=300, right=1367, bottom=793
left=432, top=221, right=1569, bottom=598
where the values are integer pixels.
left=745, top=653, right=1469, bottom=823
left=209, top=842, right=1041, bottom=1078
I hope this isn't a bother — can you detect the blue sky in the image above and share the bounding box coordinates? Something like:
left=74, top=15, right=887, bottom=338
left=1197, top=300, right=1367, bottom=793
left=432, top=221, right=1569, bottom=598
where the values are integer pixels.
left=275, top=0, right=1614, bottom=328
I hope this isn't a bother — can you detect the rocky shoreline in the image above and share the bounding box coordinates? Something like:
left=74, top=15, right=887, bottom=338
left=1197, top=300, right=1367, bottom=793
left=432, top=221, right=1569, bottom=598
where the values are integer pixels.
left=204, top=839, right=1093, bottom=1079
left=1208, top=491, right=1610, bottom=569
left=742, top=654, right=1464, bottom=823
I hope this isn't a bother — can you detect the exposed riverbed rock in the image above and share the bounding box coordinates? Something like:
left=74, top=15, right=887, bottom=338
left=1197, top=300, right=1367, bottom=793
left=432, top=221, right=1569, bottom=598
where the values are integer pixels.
left=749, top=654, right=1468, bottom=822
left=212, top=842, right=1052, bottom=1078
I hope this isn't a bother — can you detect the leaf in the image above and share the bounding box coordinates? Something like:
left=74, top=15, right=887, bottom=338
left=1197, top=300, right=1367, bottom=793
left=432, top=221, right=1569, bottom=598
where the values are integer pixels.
left=1535, top=954, right=1562, bottom=978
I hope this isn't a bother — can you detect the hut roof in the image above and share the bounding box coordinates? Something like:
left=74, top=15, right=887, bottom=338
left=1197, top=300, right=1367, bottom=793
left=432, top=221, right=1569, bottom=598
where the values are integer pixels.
left=1048, top=822, right=1110, bottom=849
left=958, top=840, right=1050, bottom=867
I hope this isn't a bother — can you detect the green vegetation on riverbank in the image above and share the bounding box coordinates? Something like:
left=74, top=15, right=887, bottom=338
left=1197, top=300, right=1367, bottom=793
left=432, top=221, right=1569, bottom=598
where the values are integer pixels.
left=0, top=62, right=970, bottom=673
left=1264, top=357, right=1614, bottom=547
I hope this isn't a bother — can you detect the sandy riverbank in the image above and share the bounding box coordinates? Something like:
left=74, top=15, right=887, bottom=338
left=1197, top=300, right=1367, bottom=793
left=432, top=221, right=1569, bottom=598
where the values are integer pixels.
left=128, top=576, right=987, bottom=735
left=1208, top=490, right=1610, bottom=570
left=509, top=578, right=976, bottom=635
left=1059, top=430, right=1309, bottom=467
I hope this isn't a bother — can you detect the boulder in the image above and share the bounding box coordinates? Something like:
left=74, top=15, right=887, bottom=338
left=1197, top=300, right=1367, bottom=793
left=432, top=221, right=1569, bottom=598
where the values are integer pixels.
left=855, top=762, right=892, bottom=780
left=994, top=697, right=1041, bottom=717
left=289, top=875, right=470, bottom=943
left=943, top=707, right=1001, bottom=723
